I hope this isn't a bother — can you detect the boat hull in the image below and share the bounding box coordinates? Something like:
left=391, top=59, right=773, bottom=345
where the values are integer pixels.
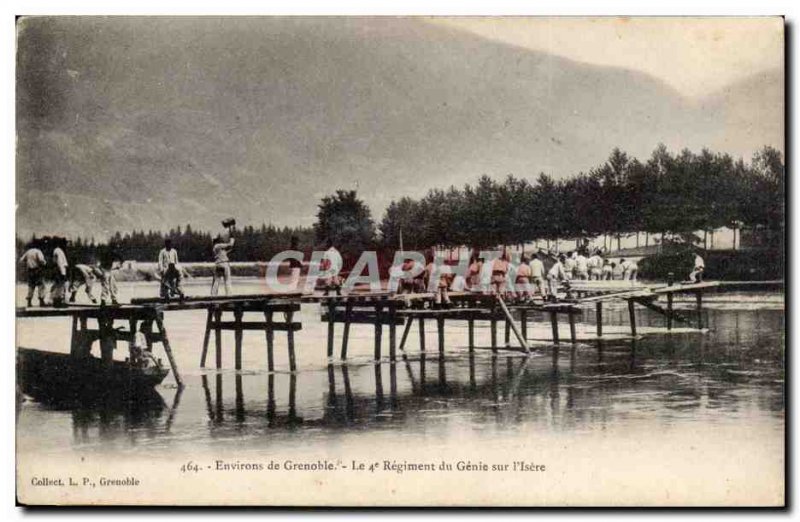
left=17, top=347, right=169, bottom=402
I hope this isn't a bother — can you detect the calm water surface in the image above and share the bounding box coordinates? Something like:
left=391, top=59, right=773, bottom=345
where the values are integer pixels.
left=16, top=280, right=784, bottom=463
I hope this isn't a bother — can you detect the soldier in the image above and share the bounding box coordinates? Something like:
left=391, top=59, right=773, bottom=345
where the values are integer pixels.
left=69, top=263, right=100, bottom=304
left=18, top=239, right=47, bottom=307
left=211, top=235, right=236, bottom=296
left=158, top=238, right=184, bottom=301
left=50, top=237, right=69, bottom=307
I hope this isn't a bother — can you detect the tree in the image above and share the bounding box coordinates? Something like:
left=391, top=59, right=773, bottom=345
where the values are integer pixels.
left=313, top=190, right=376, bottom=261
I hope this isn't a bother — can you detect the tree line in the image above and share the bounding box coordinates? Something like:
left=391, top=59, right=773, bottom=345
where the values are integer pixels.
left=17, top=144, right=784, bottom=265
left=16, top=224, right=315, bottom=265
left=378, top=145, right=784, bottom=251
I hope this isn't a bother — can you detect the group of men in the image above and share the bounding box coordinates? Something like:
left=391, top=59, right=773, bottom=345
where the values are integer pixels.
left=393, top=246, right=645, bottom=305
left=156, top=221, right=237, bottom=301
left=18, top=237, right=121, bottom=308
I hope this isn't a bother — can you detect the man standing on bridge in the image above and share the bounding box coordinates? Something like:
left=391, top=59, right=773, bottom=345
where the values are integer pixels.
left=211, top=234, right=235, bottom=296
left=158, top=238, right=184, bottom=301
left=19, top=239, right=47, bottom=307
left=50, top=237, right=70, bottom=307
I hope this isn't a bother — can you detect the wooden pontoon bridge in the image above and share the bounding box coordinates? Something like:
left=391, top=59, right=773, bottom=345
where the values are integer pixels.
left=16, top=279, right=783, bottom=392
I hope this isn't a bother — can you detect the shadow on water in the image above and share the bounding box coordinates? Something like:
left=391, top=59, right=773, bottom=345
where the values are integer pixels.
left=20, top=386, right=184, bottom=445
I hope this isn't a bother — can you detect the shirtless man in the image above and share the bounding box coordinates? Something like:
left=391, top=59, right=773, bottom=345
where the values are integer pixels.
left=425, top=251, right=452, bottom=308
left=514, top=254, right=533, bottom=301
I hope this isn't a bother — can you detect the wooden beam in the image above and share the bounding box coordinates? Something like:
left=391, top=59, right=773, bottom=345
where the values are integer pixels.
left=550, top=311, right=559, bottom=345
left=696, top=292, right=703, bottom=329
left=200, top=308, right=213, bottom=368
left=667, top=293, right=673, bottom=330
left=496, top=296, right=531, bottom=354
left=209, top=321, right=302, bottom=331
left=627, top=299, right=637, bottom=337
left=437, top=317, right=445, bottom=357
left=389, top=304, right=398, bottom=362
left=233, top=307, right=244, bottom=370
left=214, top=308, right=222, bottom=369
left=596, top=301, right=603, bottom=337
left=265, top=310, right=275, bottom=372
left=418, top=317, right=426, bottom=353
left=286, top=310, right=297, bottom=372
left=398, top=316, right=413, bottom=352
left=326, top=300, right=335, bottom=358
left=340, top=302, right=352, bottom=360
left=155, top=313, right=183, bottom=388
left=374, top=304, right=383, bottom=361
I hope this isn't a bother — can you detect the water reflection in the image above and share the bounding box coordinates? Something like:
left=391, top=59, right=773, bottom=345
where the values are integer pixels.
left=18, top=306, right=785, bottom=450
left=30, top=386, right=183, bottom=446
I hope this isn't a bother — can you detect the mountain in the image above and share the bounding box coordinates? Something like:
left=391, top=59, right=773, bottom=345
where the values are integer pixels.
left=16, top=17, right=784, bottom=240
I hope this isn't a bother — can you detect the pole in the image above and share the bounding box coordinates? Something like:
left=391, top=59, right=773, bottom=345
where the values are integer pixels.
left=496, top=295, right=531, bottom=354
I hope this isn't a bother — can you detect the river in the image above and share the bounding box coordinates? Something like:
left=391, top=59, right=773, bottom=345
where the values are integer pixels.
left=15, top=279, right=785, bottom=505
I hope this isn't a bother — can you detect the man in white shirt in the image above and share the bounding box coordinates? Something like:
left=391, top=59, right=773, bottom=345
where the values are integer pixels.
left=50, top=237, right=69, bottom=307
left=689, top=253, right=705, bottom=283
left=575, top=251, right=589, bottom=280
left=621, top=258, right=639, bottom=282
left=211, top=236, right=235, bottom=296
left=528, top=252, right=547, bottom=298
left=588, top=251, right=604, bottom=280
left=563, top=251, right=576, bottom=281
left=319, top=244, right=343, bottom=296
left=19, top=240, right=47, bottom=307
left=69, top=263, right=101, bottom=304
left=158, top=239, right=184, bottom=300
left=547, top=254, right=568, bottom=302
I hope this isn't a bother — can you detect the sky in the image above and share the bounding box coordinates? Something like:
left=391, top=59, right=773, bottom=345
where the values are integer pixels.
left=429, top=17, right=784, bottom=98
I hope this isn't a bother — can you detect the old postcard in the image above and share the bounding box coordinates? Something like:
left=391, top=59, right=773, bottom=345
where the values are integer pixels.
left=15, top=16, right=785, bottom=506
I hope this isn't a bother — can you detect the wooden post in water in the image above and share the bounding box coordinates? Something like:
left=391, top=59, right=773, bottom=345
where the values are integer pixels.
left=214, top=308, right=223, bottom=369
left=264, top=310, right=275, bottom=372
left=286, top=310, right=297, bottom=372
left=467, top=317, right=475, bottom=352
left=70, top=315, right=80, bottom=357
left=128, top=318, right=137, bottom=353
left=596, top=302, right=603, bottom=338
left=550, top=311, right=560, bottom=345
left=504, top=318, right=511, bottom=346
left=341, top=302, right=352, bottom=359
left=398, top=316, right=413, bottom=352
left=667, top=272, right=674, bottom=331
left=437, top=316, right=445, bottom=358
left=98, top=314, right=114, bottom=367
left=200, top=308, right=213, bottom=367
left=490, top=316, right=498, bottom=353
left=520, top=310, right=527, bottom=342
left=389, top=303, right=397, bottom=362
left=496, top=296, right=531, bottom=354
left=568, top=311, right=577, bottom=345
left=628, top=299, right=637, bottom=337
left=326, top=300, right=336, bottom=358
left=154, top=313, right=183, bottom=388
left=696, top=291, right=703, bottom=329
left=418, top=317, right=426, bottom=353
left=233, top=306, right=244, bottom=371
left=374, top=304, right=383, bottom=361
left=667, top=293, right=674, bottom=331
